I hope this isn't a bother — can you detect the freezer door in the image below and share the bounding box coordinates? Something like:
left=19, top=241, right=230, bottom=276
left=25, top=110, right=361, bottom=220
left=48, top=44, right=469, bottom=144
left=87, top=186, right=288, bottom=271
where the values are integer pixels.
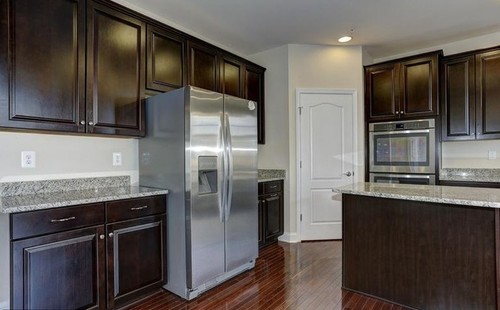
left=187, top=87, right=226, bottom=288
left=223, top=95, right=258, bottom=271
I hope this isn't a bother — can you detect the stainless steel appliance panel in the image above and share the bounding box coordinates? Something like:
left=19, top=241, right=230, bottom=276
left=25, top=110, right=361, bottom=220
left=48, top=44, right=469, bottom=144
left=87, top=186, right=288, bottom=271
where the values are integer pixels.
left=188, top=88, right=226, bottom=288
left=369, top=173, right=436, bottom=185
left=223, top=95, right=258, bottom=272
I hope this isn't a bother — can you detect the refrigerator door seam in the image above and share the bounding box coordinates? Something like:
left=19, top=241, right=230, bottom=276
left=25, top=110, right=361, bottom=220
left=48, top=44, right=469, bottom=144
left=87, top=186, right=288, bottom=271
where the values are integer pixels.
left=225, top=113, right=234, bottom=222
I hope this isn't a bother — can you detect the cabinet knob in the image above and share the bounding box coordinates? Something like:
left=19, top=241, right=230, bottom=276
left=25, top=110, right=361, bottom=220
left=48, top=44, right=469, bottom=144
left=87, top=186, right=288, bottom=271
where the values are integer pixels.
left=400, top=111, right=404, bottom=115
left=109, top=232, right=114, bottom=238
left=88, top=121, right=94, bottom=126
left=99, top=234, right=105, bottom=240
left=395, top=111, right=400, bottom=115
left=80, top=120, right=86, bottom=125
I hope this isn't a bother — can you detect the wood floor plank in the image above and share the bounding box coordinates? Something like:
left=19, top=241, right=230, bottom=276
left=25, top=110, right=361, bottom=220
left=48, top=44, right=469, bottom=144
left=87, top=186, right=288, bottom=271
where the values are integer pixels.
left=125, top=241, right=410, bottom=310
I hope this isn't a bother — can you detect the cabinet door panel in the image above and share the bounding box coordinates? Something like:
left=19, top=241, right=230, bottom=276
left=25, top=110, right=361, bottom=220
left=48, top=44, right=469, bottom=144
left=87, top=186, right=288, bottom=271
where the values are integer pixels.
left=188, top=41, right=218, bottom=91
left=365, top=63, right=399, bottom=120
left=221, top=57, right=242, bottom=97
left=264, top=194, right=283, bottom=242
left=476, top=50, right=500, bottom=139
left=12, top=226, right=105, bottom=310
left=258, top=198, right=265, bottom=247
left=400, top=56, right=438, bottom=117
left=0, top=0, right=85, bottom=132
left=106, top=215, right=166, bottom=308
left=441, top=55, right=475, bottom=141
left=245, top=66, right=265, bottom=144
left=146, top=25, right=185, bottom=92
left=87, top=1, right=145, bottom=136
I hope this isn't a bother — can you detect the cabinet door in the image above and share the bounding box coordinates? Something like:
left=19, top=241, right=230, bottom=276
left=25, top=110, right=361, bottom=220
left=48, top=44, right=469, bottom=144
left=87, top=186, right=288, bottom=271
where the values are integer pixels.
left=441, top=55, right=475, bottom=141
left=264, top=193, right=284, bottom=243
left=11, top=226, right=105, bottom=310
left=365, top=63, right=399, bottom=121
left=476, top=49, right=500, bottom=140
left=106, top=214, right=166, bottom=308
left=86, top=1, right=146, bottom=136
left=188, top=41, right=219, bottom=91
left=258, top=198, right=265, bottom=247
left=245, top=65, right=266, bottom=144
left=221, top=57, right=243, bottom=97
left=400, top=55, right=438, bottom=117
left=0, top=0, right=86, bottom=132
left=146, top=25, right=185, bottom=92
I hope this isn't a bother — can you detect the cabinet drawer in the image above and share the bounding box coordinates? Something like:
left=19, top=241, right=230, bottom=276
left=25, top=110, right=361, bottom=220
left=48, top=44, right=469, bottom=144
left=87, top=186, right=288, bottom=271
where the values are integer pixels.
left=259, top=181, right=282, bottom=194
left=11, top=203, right=105, bottom=240
left=106, top=195, right=166, bottom=223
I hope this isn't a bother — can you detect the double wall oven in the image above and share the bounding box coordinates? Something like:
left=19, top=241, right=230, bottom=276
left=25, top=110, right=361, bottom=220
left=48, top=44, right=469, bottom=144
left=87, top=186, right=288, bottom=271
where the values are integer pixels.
left=369, top=119, right=436, bottom=185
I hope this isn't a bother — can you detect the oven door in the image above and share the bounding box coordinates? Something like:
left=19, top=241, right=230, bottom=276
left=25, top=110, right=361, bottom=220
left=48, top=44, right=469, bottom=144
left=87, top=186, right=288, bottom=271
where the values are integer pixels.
left=369, top=129, right=435, bottom=174
left=370, top=173, right=436, bottom=185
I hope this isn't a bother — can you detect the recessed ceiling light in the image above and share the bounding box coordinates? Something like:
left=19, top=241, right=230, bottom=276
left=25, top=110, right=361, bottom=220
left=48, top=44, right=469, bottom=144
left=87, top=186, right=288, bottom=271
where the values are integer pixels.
left=338, top=36, right=352, bottom=43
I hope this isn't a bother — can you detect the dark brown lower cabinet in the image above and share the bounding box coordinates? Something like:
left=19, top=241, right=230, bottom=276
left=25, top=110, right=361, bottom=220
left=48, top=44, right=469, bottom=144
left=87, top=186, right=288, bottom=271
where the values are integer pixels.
left=258, top=180, right=284, bottom=247
left=342, top=194, right=497, bottom=310
left=11, top=195, right=167, bottom=310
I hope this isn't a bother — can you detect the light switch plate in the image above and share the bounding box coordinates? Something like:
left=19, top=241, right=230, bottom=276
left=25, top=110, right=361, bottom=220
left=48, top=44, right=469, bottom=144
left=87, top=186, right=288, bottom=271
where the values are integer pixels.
left=489, top=150, right=497, bottom=160
left=21, top=151, right=36, bottom=168
left=113, top=152, right=122, bottom=166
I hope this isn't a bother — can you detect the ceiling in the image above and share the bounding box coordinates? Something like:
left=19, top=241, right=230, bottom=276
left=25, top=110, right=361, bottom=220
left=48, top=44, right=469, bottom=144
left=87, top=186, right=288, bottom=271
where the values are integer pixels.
left=126, top=0, right=500, bottom=59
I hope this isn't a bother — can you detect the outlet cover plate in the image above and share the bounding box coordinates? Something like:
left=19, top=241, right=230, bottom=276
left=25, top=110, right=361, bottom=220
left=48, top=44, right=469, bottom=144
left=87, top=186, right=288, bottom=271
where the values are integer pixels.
left=113, top=152, right=122, bottom=166
left=21, top=151, right=36, bottom=168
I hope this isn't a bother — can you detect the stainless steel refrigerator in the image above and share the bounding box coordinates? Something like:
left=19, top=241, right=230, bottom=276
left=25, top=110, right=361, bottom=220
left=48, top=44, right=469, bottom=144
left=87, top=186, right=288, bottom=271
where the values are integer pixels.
left=139, top=86, right=258, bottom=300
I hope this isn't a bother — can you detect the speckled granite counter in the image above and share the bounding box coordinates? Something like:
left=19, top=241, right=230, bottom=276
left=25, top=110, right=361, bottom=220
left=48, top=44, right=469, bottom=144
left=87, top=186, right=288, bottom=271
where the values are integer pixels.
left=334, top=182, right=500, bottom=208
left=0, top=176, right=168, bottom=213
left=258, top=169, right=286, bottom=182
left=440, top=168, right=500, bottom=183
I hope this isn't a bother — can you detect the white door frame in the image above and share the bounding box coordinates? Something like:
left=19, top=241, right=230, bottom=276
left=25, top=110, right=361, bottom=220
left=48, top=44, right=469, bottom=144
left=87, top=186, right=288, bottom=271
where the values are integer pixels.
left=295, top=88, right=358, bottom=241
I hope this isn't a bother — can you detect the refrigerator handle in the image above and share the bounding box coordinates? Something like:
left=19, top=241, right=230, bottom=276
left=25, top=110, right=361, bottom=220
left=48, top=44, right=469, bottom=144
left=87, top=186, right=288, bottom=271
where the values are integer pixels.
left=225, top=114, right=234, bottom=222
left=219, top=117, right=226, bottom=223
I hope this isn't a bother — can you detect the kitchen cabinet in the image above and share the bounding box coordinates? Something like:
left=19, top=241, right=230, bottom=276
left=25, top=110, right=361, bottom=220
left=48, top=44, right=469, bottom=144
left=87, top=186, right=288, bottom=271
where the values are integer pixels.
left=220, top=56, right=244, bottom=97
left=188, top=40, right=219, bottom=92
left=146, top=25, right=186, bottom=92
left=0, top=0, right=86, bottom=133
left=245, top=64, right=266, bottom=144
left=258, top=180, right=284, bottom=247
left=441, top=46, right=500, bottom=141
left=10, top=195, right=166, bottom=310
left=86, top=0, right=146, bottom=136
left=365, top=51, right=440, bottom=121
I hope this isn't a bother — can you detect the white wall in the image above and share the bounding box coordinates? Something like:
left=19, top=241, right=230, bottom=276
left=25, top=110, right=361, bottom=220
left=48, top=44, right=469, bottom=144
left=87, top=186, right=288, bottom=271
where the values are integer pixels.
left=0, top=132, right=139, bottom=183
left=250, top=44, right=365, bottom=242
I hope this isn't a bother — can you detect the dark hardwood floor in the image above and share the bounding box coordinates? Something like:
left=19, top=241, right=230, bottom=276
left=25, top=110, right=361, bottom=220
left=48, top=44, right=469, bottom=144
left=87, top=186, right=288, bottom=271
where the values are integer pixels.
left=126, top=241, right=409, bottom=310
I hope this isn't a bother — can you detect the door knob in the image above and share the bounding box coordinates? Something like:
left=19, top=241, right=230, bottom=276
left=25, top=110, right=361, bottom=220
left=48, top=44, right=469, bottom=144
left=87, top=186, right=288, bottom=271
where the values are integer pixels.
left=343, top=171, right=353, bottom=177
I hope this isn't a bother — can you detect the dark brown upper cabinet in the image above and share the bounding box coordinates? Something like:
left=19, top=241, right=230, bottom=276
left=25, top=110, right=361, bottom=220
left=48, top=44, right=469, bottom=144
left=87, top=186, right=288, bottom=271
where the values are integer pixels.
left=476, top=49, right=500, bottom=140
left=441, top=47, right=500, bottom=141
left=86, top=1, right=146, bottom=137
left=365, top=51, right=440, bottom=122
left=245, top=64, right=266, bottom=144
left=220, top=57, right=243, bottom=97
left=0, top=0, right=86, bottom=132
left=188, top=40, right=219, bottom=92
left=441, top=54, right=475, bottom=141
left=146, top=25, right=185, bottom=93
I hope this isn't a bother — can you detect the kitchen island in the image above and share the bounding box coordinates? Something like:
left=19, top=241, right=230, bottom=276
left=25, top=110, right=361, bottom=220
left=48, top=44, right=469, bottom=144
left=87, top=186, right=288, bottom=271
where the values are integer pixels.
left=334, top=183, right=500, bottom=310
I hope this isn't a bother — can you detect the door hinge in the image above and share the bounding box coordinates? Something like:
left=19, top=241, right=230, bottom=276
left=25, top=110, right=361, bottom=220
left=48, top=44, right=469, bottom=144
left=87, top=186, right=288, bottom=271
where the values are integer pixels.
left=298, top=107, right=302, bottom=115
left=300, top=214, right=302, bottom=221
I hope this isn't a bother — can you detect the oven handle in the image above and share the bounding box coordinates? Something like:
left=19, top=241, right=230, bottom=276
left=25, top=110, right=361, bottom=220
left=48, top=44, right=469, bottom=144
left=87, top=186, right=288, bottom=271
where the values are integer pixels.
left=370, top=129, right=432, bottom=135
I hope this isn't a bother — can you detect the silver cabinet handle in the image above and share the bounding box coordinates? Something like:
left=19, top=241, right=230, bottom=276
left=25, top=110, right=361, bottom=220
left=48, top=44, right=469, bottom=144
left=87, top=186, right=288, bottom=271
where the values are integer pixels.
left=109, top=232, right=114, bottom=238
left=88, top=121, right=94, bottom=126
left=99, top=234, right=105, bottom=240
left=400, top=111, right=404, bottom=115
left=343, top=171, right=353, bottom=177
left=130, top=205, right=148, bottom=211
left=50, top=216, right=76, bottom=223
left=80, top=120, right=86, bottom=125
left=268, top=193, right=279, bottom=198
left=395, top=111, right=400, bottom=115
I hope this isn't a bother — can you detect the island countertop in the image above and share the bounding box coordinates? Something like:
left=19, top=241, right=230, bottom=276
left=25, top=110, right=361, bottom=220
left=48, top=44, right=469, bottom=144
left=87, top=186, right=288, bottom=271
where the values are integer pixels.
left=333, top=182, right=500, bottom=208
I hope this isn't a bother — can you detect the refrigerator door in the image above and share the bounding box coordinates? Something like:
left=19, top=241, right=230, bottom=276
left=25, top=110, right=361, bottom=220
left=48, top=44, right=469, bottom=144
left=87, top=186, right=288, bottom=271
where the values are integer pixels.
left=187, top=87, right=226, bottom=288
left=223, top=95, right=258, bottom=272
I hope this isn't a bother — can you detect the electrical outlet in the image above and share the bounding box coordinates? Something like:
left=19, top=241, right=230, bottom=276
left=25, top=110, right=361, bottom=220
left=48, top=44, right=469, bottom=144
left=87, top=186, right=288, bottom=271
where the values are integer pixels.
left=489, top=150, right=497, bottom=160
left=113, top=152, right=122, bottom=166
left=21, top=151, right=36, bottom=168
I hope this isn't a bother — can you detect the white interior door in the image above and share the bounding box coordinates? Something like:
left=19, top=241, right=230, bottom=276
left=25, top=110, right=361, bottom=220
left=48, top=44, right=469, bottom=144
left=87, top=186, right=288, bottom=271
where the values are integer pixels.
left=298, top=90, right=355, bottom=240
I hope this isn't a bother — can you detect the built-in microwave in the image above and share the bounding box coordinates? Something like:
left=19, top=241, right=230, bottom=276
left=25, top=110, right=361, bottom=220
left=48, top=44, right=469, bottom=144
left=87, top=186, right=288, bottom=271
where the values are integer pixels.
left=369, top=119, right=436, bottom=174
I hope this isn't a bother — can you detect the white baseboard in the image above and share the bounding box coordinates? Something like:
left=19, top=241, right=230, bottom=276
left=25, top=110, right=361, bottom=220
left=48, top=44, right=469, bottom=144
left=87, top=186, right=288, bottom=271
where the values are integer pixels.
left=278, top=233, right=300, bottom=243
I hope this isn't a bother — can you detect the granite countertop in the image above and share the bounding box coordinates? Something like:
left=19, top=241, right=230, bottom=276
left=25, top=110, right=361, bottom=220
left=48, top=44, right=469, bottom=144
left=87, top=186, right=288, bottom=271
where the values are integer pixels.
left=258, top=169, right=286, bottom=182
left=0, top=176, right=168, bottom=214
left=333, top=182, right=500, bottom=208
left=440, top=168, right=500, bottom=183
